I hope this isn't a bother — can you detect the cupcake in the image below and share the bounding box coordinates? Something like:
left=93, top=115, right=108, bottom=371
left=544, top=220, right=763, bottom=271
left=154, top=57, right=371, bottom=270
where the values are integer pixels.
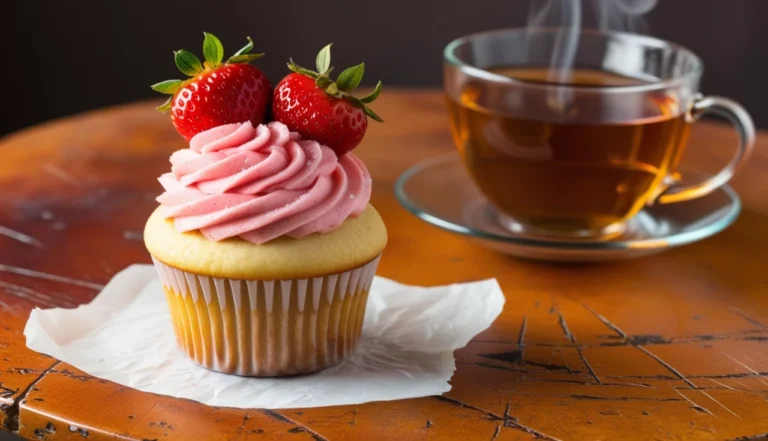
left=144, top=35, right=386, bottom=376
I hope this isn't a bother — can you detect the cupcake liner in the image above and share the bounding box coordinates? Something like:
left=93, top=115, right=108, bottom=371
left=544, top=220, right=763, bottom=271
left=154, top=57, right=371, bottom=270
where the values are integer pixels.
left=151, top=256, right=381, bottom=376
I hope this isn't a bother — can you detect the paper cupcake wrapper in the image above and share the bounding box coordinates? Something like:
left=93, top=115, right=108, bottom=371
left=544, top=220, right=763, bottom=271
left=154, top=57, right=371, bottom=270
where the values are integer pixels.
left=151, top=256, right=380, bottom=376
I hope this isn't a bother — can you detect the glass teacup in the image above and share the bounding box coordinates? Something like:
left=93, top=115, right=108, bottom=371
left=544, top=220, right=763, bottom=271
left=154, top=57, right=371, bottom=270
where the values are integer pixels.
left=444, top=28, right=754, bottom=239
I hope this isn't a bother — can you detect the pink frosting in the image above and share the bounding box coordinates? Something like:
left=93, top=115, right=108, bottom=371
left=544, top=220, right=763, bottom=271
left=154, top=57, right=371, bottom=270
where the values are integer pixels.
left=157, top=121, right=371, bottom=244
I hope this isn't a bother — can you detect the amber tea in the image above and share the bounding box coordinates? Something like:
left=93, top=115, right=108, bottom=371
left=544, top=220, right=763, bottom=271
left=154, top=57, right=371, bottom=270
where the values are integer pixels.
left=447, top=67, right=692, bottom=235
left=444, top=29, right=753, bottom=240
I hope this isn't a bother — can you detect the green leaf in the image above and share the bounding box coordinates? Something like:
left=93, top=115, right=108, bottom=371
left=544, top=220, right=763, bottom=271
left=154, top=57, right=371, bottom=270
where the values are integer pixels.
left=287, top=60, right=319, bottom=78
left=325, top=83, right=339, bottom=96
left=345, top=95, right=364, bottom=107
left=363, top=106, right=383, bottom=122
left=360, top=81, right=382, bottom=103
left=156, top=96, right=173, bottom=113
left=231, top=36, right=254, bottom=58
left=336, top=63, right=365, bottom=91
left=150, top=79, right=184, bottom=95
left=315, top=43, right=332, bottom=74
left=174, top=50, right=204, bottom=76
left=315, top=75, right=333, bottom=89
left=228, top=53, right=264, bottom=64
left=202, top=32, right=224, bottom=67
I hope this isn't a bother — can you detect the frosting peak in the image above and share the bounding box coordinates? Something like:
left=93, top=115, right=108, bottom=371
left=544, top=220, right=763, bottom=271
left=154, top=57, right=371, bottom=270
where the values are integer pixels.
left=157, top=121, right=371, bottom=244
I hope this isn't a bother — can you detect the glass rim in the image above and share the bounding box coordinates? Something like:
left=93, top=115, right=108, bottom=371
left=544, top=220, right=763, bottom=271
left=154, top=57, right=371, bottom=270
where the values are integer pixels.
left=444, top=27, right=704, bottom=94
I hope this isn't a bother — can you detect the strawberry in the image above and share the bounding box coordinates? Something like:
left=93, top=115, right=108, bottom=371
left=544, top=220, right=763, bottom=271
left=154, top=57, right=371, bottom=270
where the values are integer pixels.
left=151, top=33, right=270, bottom=141
left=271, top=44, right=383, bottom=156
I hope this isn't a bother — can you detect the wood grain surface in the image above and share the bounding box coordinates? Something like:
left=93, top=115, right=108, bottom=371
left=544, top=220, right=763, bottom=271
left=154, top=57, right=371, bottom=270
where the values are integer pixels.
left=0, top=91, right=767, bottom=440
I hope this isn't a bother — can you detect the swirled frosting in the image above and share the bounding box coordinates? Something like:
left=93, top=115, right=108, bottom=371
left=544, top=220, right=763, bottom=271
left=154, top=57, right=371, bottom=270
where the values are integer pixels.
left=157, top=121, right=372, bottom=244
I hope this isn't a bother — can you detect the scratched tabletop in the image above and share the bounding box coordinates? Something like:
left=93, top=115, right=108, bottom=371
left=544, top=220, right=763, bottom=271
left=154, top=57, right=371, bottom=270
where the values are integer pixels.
left=1, top=91, right=768, bottom=441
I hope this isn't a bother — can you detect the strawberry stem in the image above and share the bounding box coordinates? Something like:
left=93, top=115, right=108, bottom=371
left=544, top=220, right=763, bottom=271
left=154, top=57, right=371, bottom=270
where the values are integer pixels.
left=316, top=75, right=333, bottom=88
left=229, top=53, right=265, bottom=64
left=360, top=81, right=382, bottom=103
left=174, top=50, right=204, bottom=76
left=202, top=32, right=224, bottom=68
left=288, top=60, right=319, bottom=79
left=315, top=44, right=332, bottom=74
left=287, top=44, right=384, bottom=123
left=151, top=79, right=183, bottom=95
left=152, top=33, right=266, bottom=113
left=230, top=37, right=254, bottom=59
left=337, top=63, right=364, bottom=91
left=156, top=96, right=173, bottom=113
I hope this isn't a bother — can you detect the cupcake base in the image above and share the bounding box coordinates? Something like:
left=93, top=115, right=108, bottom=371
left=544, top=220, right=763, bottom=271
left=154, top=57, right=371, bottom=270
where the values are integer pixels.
left=152, top=256, right=380, bottom=376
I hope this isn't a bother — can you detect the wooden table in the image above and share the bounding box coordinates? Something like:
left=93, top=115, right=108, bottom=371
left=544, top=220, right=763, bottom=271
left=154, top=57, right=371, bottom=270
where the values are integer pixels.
left=1, top=90, right=767, bottom=441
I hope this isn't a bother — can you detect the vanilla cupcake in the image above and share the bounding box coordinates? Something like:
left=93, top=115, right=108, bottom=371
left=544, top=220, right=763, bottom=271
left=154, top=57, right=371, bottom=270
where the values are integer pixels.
left=144, top=121, right=386, bottom=376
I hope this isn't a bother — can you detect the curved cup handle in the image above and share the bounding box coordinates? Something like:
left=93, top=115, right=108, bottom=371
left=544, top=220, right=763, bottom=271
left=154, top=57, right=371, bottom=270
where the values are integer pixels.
left=657, top=95, right=756, bottom=204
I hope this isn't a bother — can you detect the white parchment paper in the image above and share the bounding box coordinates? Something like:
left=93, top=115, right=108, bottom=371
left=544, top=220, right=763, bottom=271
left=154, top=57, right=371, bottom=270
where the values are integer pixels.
left=24, top=264, right=504, bottom=409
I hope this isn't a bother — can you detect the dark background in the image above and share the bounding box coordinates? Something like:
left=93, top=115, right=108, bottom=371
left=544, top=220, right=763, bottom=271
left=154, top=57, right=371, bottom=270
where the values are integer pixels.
left=2, top=0, right=768, bottom=136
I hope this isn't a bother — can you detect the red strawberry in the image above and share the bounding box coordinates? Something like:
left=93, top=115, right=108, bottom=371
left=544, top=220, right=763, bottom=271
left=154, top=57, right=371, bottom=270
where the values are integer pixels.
left=272, top=44, right=383, bottom=156
left=152, top=33, right=270, bottom=141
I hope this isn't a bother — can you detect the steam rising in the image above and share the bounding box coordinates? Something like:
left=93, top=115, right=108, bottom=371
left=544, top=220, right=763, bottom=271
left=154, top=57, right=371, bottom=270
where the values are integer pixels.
left=526, top=0, right=658, bottom=109
left=593, top=0, right=658, bottom=33
left=526, top=0, right=582, bottom=108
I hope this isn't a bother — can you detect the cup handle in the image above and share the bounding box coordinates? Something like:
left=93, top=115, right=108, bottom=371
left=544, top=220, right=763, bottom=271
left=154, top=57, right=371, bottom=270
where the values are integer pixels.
left=657, top=94, right=756, bottom=204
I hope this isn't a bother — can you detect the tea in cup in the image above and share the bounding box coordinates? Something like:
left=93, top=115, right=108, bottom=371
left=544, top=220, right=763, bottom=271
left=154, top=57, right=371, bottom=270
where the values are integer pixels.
left=444, top=29, right=754, bottom=239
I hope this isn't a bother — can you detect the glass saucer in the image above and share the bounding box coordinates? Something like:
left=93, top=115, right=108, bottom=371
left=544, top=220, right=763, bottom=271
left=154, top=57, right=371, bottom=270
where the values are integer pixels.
left=394, top=154, right=741, bottom=262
